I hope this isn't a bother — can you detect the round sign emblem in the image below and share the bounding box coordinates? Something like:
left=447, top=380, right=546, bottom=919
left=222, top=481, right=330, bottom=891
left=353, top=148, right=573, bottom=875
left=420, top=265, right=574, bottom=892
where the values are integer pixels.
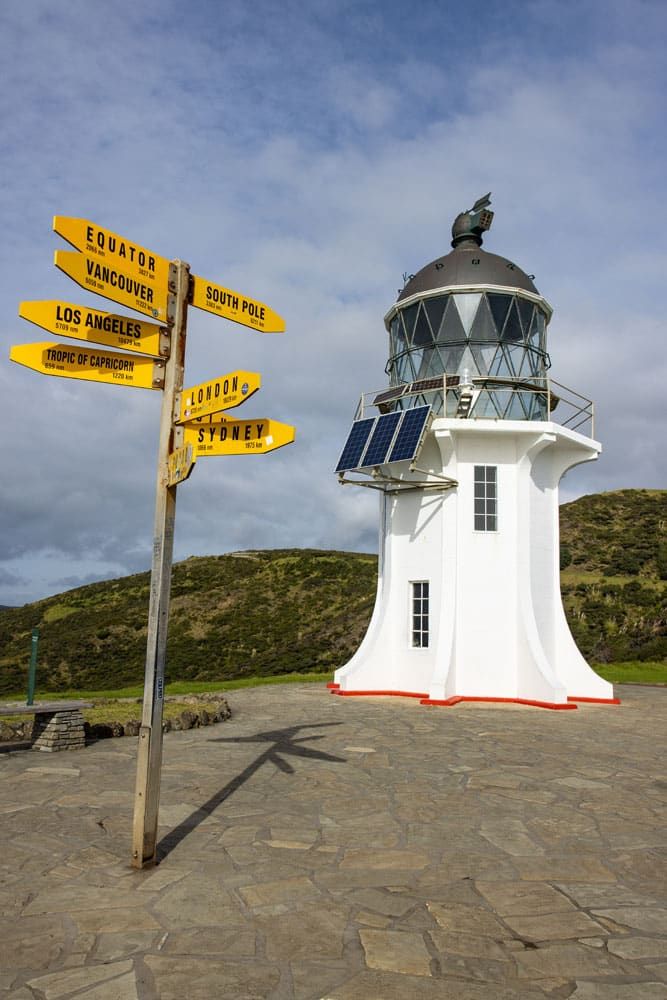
left=241, top=382, right=249, bottom=395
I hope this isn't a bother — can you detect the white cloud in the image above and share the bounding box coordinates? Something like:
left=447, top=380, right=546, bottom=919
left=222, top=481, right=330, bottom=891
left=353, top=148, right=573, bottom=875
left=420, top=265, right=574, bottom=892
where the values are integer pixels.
left=1, top=0, right=665, bottom=603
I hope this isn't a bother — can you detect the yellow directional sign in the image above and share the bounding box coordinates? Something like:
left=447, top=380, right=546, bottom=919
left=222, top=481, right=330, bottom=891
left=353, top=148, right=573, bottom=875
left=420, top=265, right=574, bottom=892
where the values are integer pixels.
left=19, top=300, right=168, bottom=359
left=191, top=275, right=284, bottom=333
left=54, top=250, right=169, bottom=323
left=9, top=342, right=165, bottom=390
left=184, top=418, right=295, bottom=456
left=167, top=444, right=196, bottom=486
left=53, top=216, right=170, bottom=288
left=177, top=370, right=261, bottom=423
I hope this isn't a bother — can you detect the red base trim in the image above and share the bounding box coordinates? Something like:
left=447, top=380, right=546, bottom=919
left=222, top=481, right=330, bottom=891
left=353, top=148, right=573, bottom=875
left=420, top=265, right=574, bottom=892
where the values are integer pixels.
left=332, top=689, right=428, bottom=700
left=420, top=695, right=578, bottom=711
left=568, top=696, right=621, bottom=705
left=326, top=682, right=340, bottom=690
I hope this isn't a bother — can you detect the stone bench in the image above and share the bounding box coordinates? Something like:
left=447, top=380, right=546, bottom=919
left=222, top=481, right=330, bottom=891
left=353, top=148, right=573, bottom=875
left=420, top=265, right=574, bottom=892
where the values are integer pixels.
left=0, top=701, right=92, bottom=752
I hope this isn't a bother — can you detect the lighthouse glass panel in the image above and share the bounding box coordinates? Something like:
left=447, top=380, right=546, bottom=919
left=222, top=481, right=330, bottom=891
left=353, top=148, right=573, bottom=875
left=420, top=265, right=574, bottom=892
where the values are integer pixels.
left=411, top=581, right=430, bottom=648
left=386, top=292, right=550, bottom=420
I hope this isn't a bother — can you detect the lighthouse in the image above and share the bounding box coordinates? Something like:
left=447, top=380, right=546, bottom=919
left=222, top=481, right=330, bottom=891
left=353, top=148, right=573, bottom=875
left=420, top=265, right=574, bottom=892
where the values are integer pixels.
left=333, top=195, right=616, bottom=708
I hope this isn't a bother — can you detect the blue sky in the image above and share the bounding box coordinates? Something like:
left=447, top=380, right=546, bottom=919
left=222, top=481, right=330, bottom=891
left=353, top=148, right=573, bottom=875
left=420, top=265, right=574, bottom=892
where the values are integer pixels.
left=1, top=0, right=666, bottom=604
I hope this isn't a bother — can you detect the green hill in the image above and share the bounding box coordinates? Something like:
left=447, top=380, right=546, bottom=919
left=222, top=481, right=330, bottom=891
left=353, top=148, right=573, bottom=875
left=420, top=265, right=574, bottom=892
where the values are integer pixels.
left=0, top=490, right=664, bottom=696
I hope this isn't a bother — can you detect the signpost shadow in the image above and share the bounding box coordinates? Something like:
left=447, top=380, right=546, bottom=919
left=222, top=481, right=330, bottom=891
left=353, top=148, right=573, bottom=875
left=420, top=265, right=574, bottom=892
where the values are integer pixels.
left=156, top=722, right=346, bottom=862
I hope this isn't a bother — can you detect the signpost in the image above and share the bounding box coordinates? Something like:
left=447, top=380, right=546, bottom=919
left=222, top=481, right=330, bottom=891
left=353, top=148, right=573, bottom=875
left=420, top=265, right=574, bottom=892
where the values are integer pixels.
left=10, top=215, right=294, bottom=870
left=19, top=300, right=169, bottom=358
left=176, top=370, right=261, bottom=423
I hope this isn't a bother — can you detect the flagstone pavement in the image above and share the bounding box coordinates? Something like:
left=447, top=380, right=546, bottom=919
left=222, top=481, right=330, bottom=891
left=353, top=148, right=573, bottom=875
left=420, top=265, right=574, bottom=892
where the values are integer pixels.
left=1, top=683, right=665, bottom=999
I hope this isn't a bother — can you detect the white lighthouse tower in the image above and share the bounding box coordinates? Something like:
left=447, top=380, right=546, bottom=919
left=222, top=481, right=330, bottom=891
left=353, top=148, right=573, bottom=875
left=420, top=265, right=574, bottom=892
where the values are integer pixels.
left=333, top=195, right=617, bottom=709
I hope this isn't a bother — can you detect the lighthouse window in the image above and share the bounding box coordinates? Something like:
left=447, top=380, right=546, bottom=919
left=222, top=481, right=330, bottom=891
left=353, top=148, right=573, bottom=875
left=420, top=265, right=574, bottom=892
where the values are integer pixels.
left=474, top=466, right=497, bottom=531
left=411, top=581, right=430, bottom=648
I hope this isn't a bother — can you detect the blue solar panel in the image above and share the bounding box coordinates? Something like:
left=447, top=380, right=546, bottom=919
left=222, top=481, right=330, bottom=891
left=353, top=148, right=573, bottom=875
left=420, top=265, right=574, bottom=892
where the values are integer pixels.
left=335, top=417, right=376, bottom=473
left=359, top=411, right=402, bottom=467
left=387, top=405, right=431, bottom=463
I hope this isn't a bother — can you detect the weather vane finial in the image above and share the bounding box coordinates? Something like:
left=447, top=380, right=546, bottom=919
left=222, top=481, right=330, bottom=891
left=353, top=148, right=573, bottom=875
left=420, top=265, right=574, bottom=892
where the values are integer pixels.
left=451, top=193, right=494, bottom=249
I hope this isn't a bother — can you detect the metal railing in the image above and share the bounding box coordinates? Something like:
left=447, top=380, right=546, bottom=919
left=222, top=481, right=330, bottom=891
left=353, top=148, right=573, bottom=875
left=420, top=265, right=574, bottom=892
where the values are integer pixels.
left=355, top=374, right=594, bottom=437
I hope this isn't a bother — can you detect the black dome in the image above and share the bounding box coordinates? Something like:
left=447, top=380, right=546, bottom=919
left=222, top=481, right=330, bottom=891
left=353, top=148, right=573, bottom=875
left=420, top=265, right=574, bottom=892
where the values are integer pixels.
left=398, top=245, right=539, bottom=302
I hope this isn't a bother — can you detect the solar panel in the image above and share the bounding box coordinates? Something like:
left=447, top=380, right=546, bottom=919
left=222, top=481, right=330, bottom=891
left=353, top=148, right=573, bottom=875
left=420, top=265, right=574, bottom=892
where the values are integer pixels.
left=359, top=411, right=402, bottom=467
left=387, top=405, right=431, bottom=463
left=335, top=417, right=376, bottom=473
left=372, top=385, right=406, bottom=407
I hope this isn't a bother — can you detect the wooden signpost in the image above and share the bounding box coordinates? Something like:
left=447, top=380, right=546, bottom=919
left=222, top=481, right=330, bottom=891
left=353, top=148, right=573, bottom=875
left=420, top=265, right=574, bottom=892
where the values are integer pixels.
left=10, top=216, right=295, bottom=869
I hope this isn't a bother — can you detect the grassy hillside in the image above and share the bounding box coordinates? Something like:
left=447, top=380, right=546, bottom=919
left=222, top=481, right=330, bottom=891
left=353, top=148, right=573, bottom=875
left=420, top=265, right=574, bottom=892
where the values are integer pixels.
left=559, top=490, right=666, bottom=664
left=0, top=550, right=376, bottom=696
left=0, top=490, right=664, bottom=696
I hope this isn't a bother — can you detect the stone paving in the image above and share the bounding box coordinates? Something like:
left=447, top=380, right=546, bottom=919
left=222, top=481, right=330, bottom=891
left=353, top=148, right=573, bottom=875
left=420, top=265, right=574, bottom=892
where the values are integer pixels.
left=0, top=683, right=665, bottom=999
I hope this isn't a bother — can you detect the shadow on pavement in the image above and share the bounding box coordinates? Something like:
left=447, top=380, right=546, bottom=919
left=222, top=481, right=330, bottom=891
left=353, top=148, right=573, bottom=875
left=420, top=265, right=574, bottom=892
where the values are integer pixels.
left=157, top=722, right=345, bottom=861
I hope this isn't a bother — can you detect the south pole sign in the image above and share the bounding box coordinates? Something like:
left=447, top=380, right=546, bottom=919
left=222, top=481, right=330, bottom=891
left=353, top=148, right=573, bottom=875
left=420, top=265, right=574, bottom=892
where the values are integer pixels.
left=9, top=216, right=294, bottom=869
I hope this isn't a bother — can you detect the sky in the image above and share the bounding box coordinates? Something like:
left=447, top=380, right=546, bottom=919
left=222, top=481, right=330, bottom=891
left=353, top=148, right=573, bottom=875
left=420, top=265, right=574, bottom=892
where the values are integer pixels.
left=1, top=0, right=666, bottom=605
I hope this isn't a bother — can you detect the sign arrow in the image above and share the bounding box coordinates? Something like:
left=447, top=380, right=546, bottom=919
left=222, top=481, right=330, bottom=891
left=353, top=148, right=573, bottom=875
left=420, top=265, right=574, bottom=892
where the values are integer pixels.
left=176, top=370, right=261, bottom=423
left=191, top=275, right=284, bottom=333
left=184, top=418, right=295, bottom=456
left=19, top=300, right=169, bottom=359
left=54, top=250, right=169, bottom=322
left=9, top=341, right=165, bottom=390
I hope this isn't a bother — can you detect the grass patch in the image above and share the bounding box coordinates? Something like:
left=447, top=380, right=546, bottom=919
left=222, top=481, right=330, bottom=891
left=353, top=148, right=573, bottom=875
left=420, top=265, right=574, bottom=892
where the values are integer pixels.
left=592, top=661, right=667, bottom=685
left=0, top=671, right=334, bottom=703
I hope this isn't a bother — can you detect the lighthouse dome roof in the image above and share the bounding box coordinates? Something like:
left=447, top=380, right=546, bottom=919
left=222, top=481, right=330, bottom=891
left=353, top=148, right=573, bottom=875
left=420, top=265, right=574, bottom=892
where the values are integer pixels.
left=397, top=245, right=539, bottom=303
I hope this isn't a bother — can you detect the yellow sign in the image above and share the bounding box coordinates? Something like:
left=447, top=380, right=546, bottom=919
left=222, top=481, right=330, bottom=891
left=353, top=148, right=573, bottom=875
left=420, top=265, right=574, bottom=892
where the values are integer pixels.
left=53, top=216, right=170, bottom=288
left=184, top=418, right=295, bottom=456
left=19, top=300, right=168, bottom=359
left=54, top=250, right=169, bottom=322
left=177, top=370, right=261, bottom=423
left=167, top=444, right=196, bottom=486
left=9, top=341, right=165, bottom=390
left=191, top=275, right=285, bottom=333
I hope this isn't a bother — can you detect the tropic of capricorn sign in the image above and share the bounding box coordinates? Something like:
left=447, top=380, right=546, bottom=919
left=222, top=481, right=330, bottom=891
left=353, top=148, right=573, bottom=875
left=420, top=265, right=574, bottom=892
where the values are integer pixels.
left=10, top=217, right=295, bottom=868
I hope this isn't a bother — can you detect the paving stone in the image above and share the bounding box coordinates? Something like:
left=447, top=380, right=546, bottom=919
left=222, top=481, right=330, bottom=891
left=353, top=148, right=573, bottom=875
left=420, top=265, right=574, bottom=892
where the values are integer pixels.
left=1, top=684, right=665, bottom=998
left=606, top=938, right=667, bottom=960
left=256, top=903, right=348, bottom=960
left=92, top=929, right=160, bottom=961
left=476, top=880, right=576, bottom=915
left=359, top=929, right=433, bottom=976
left=340, top=848, right=429, bottom=870
left=428, top=929, right=507, bottom=959
left=161, top=926, right=256, bottom=956
left=514, top=941, right=632, bottom=978
left=27, top=960, right=134, bottom=998
left=144, top=955, right=281, bottom=998
left=348, top=887, right=418, bottom=917
left=237, top=874, right=320, bottom=909
left=500, top=909, right=607, bottom=941
left=152, top=875, right=242, bottom=928
left=591, top=908, right=667, bottom=934
left=0, top=915, right=68, bottom=971
left=427, top=901, right=507, bottom=936
left=570, top=983, right=667, bottom=999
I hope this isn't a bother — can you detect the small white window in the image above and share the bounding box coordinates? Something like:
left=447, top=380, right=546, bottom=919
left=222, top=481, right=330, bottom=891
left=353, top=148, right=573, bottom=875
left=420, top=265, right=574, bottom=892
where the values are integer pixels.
left=474, top=465, right=497, bottom=531
left=411, top=581, right=429, bottom=648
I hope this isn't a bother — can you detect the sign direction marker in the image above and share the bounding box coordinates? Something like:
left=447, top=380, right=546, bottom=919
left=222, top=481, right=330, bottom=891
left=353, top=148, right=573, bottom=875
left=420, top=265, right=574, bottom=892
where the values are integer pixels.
left=53, top=216, right=170, bottom=288
left=177, top=370, right=261, bottom=423
left=10, top=341, right=165, bottom=390
left=54, top=250, right=169, bottom=323
left=167, top=443, right=196, bottom=486
left=19, top=300, right=169, bottom=359
left=191, top=275, right=285, bottom=333
left=184, top=417, right=295, bottom=456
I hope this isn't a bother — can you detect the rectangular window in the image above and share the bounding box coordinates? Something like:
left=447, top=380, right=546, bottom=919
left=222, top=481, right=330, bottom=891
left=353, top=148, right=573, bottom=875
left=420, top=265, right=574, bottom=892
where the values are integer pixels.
left=411, top=581, right=429, bottom=648
left=474, top=465, right=497, bottom=531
